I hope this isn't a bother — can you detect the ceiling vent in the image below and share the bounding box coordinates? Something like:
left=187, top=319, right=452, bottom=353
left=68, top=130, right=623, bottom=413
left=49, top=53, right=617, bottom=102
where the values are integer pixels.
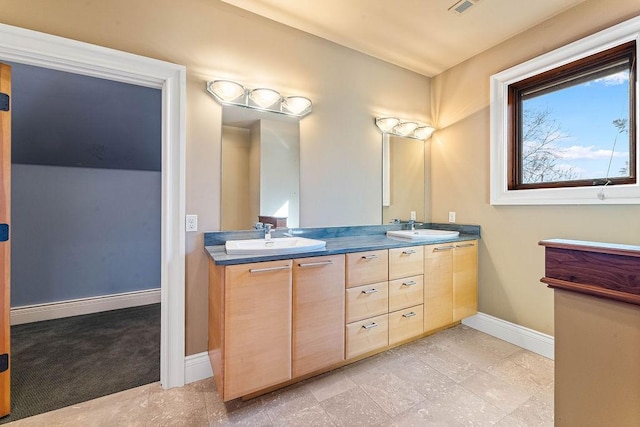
left=448, top=0, right=478, bottom=15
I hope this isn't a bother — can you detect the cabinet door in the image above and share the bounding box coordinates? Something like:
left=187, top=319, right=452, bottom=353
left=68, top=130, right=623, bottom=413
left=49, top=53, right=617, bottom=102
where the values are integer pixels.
left=224, top=260, right=292, bottom=400
left=293, top=255, right=345, bottom=377
left=453, top=241, right=478, bottom=321
left=424, top=244, right=454, bottom=332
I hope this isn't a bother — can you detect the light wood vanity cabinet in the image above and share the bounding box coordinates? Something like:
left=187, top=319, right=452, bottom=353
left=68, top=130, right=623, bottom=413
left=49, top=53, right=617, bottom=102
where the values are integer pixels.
left=208, top=238, right=478, bottom=401
left=208, top=255, right=344, bottom=401
left=216, top=260, right=293, bottom=401
left=387, top=246, right=424, bottom=345
left=345, top=250, right=389, bottom=358
left=292, top=255, right=345, bottom=378
left=452, top=241, right=478, bottom=321
left=424, top=240, right=478, bottom=332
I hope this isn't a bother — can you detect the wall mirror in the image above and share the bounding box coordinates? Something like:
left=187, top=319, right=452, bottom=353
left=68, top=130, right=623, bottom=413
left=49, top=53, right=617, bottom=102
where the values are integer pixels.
left=221, top=105, right=300, bottom=230
left=381, top=133, right=427, bottom=224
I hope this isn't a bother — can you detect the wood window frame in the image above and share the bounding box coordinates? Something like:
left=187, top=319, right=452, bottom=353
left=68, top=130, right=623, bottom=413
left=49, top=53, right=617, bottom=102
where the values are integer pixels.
left=507, top=41, right=637, bottom=190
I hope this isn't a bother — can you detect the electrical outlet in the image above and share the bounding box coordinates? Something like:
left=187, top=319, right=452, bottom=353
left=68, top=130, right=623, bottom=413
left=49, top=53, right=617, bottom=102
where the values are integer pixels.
left=448, top=211, right=456, bottom=223
left=186, top=214, right=198, bottom=232
left=410, top=211, right=416, bottom=221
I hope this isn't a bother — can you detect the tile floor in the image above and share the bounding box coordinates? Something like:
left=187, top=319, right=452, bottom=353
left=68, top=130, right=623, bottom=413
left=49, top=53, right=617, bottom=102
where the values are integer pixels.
left=5, top=325, right=554, bottom=426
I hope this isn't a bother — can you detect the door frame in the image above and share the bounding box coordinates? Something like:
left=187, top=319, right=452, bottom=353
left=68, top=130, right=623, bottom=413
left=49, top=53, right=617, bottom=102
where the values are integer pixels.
left=0, top=23, right=187, bottom=389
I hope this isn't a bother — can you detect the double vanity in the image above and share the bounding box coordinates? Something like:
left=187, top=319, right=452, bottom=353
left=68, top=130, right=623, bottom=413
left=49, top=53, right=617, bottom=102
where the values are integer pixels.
left=205, top=224, right=480, bottom=401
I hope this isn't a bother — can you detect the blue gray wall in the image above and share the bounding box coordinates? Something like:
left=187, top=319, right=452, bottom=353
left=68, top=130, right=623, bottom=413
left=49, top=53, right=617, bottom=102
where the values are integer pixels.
left=10, top=63, right=161, bottom=307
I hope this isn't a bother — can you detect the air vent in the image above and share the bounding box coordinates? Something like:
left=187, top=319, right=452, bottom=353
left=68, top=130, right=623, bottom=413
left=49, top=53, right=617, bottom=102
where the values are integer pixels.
left=449, top=0, right=478, bottom=15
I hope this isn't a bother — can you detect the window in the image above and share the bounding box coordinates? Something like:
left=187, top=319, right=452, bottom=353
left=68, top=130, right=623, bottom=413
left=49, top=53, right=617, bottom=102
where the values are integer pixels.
left=491, top=17, right=640, bottom=205
left=509, top=42, right=636, bottom=190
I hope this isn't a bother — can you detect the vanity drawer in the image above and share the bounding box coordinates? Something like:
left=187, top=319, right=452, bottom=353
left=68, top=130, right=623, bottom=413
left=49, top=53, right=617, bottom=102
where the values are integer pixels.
left=389, top=246, right=424, bottom=280
left=346, top=250, right=389, bottom=288
left=345, top=282, right=389, bottom=323
left=388, top=275, right=424, bottom=312
left=345, top=314, right=389, bottom=359
left=389, top=305, right=424, bottom=346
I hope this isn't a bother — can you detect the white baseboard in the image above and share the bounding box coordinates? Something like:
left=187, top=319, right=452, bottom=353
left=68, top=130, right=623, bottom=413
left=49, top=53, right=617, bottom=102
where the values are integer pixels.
left=462, top=312, right=554, bottom=360
left=185, top=351, right=213, bottom=384
left=10, top=288, right=161, bottom=325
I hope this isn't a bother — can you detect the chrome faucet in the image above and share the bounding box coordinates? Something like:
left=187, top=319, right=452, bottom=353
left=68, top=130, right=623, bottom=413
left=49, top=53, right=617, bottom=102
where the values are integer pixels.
left=264, top=223, right=273, bottom=241
left=407, top=220, right=416, bottom=231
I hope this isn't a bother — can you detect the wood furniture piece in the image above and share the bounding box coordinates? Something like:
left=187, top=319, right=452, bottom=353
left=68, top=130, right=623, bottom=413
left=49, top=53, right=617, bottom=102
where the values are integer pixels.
left=540, top=239, right=640, bottom=426
left=258, top=215, right=287, bottom=229
left=208, top=240, right=478, bottom=401
left=388, top=246, right=424, bottom=345
left=209, top=259, right=293, bottom=401
left=345, top=250, right=389, bottom=358
left=292, top=254, right=345, bottom=377
left=424, top=240, right=478, bottom=332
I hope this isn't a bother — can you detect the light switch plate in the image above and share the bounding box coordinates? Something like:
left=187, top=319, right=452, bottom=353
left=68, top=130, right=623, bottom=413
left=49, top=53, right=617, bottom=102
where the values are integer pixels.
left=448, top=211, right=456, bottom=223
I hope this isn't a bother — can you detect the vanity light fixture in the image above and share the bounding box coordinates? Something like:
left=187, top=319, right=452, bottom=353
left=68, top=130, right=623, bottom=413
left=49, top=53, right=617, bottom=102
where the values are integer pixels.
left=207, top=79, right=312, bottom=117
left=375, top=116, right=435, bottom=140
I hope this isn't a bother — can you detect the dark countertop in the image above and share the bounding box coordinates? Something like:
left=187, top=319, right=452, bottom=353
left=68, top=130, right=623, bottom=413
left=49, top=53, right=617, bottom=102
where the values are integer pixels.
left=205, top=224, right=480, bottom=265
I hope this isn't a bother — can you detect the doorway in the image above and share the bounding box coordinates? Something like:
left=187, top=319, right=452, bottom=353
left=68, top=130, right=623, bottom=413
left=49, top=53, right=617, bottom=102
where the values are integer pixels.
left=0, top=22, right=187, bottom=417
left=1, top=62, right=162, bottom=422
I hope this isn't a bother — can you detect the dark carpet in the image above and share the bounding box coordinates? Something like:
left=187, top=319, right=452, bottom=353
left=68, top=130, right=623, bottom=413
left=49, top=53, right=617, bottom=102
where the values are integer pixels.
left=0, top=303, right=160, bottom=424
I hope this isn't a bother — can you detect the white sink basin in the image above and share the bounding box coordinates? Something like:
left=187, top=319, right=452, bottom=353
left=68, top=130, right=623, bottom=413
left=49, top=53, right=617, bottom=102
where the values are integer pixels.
left=225, top=237, right=327, bottom=255
left=386, top=229, right=460, bottom=241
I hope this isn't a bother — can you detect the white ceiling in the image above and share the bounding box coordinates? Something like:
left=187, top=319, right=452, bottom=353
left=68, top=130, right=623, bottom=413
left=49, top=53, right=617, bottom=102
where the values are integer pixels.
left=220, top=0, right=587, bottom=77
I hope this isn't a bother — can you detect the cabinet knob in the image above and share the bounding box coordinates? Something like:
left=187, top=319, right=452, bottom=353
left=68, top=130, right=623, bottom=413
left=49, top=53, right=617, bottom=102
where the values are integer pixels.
left=402, top=249, right=416, bottom=255
left=402, top=281, right=416, bottom=287
left=361, top=288, right=378, bottom=295
left=433, top=245, right=455, bottom=252
left=402, top=312, right=417, bottom=318
left=362, top=322, right=379, bottom=330
left=361, top=254, right=379, bottom=260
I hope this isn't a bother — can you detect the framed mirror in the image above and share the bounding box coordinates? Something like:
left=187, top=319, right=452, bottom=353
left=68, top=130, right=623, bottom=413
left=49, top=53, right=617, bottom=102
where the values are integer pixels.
left=382, top=134, right=427, bottom=224
left=221, top=105, right=300, bottom=230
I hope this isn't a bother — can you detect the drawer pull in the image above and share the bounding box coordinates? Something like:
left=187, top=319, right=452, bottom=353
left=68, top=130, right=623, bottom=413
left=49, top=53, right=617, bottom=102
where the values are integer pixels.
left=298, top=260, right=334, bottom=268
left=361, top=288, right=378, bottom=295
left=433, top=246, right=455, bottom=252
left=455, top=243, right=475, bottom=248
left=402, top=281, right=416, bottom=287
left=361, top=254, right=379, bottom=260
left=362, top=322, right=379, bottom=330
left=402, top=249, right=416, bottom=255
left=248, top=265, right=291, bottom=273
left=402, top=312, right=417, bottom=318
